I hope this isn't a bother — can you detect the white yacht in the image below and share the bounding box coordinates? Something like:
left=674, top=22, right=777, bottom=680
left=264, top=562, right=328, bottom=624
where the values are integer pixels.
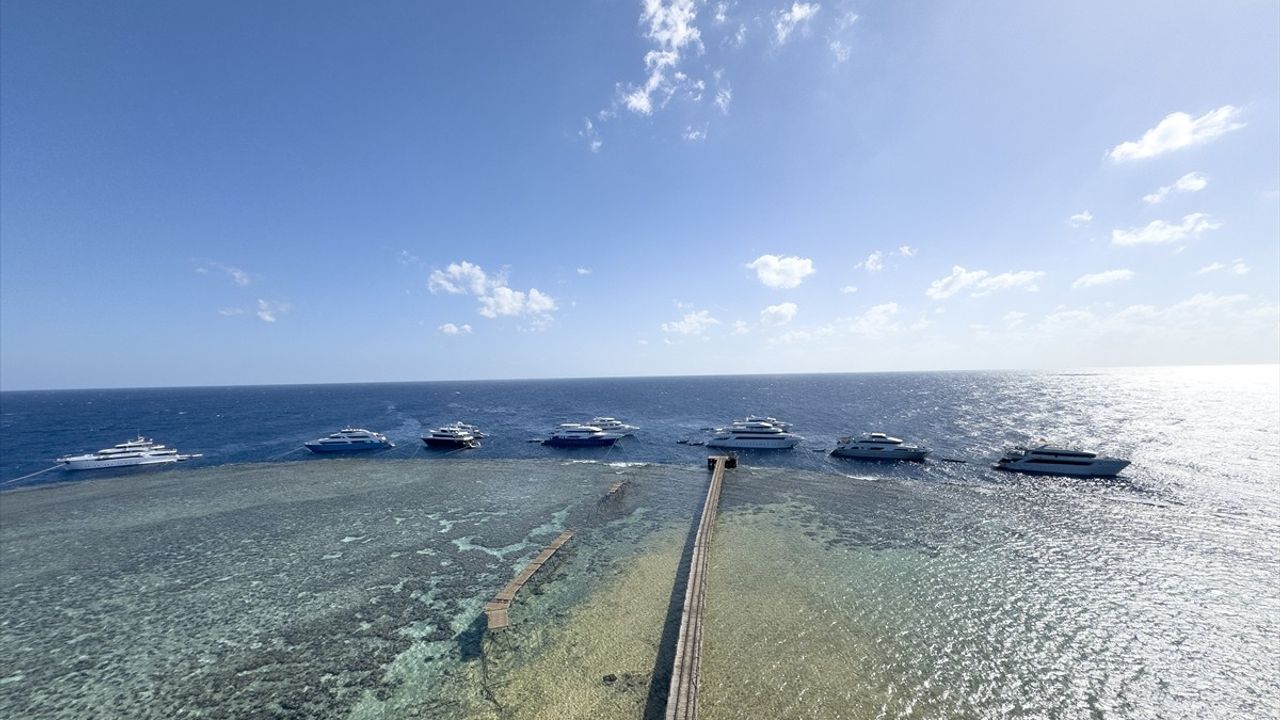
left=994, top=444, right=1130, bottom=477
left=831, top=432, right=930, bottom=462
left=543, top=423, right=618, bottom=448
left=587, top=417, right=639, bottom=437
left=305, top=428, right=394, bottom=453
left=422, top=424, right=479, bottom=449
left=57, top=436, right=202, bottom=471
left=706, top=420, right=801, bottom=450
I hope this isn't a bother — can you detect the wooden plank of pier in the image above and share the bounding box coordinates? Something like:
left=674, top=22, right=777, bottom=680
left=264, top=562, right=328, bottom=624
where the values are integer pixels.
left=485, top=530, right=574, bottom=632
left=666, top=456, right=729, bottom=720
left=607, top=481, right=626, bottom=498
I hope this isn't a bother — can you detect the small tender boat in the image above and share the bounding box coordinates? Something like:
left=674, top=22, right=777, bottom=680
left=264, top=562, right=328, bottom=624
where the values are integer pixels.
left=304, top=428, right=394, bottom=453
left=831, top=432, right=930, bottom=462
left=422, top=424, right=479, bottom=449
left=57, top=436, right=202, bottom=471
left=542, top=424, right=619, bottom=448
left=706, top=420, right=801, bottom=450
left=994, top=444, right=1130, bottom=477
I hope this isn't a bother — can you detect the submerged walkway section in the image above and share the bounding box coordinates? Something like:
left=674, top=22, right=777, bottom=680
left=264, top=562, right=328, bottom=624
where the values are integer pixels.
left=485, top=530, right=574, bottom=632
left=665, top=456, right=729, bottom=720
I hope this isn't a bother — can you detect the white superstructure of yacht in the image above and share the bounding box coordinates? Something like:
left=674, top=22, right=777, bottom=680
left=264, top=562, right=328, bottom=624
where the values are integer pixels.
left=587, top=417, right=639, bottom=437
left=57, top=437, right=202, bottom=471
left=706, top=420, right=801, bottom=450
left=737, top=415, right=793, bottom=430
left=831, top=432, right=930, bottom=461
left=994, top=444, right=1130, bottom=477
left=304, top=428, right=394, bottom=453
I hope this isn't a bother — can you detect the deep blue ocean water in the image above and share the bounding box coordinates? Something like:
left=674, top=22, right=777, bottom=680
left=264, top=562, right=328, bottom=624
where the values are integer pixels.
left=6, top=368, right=1272, bottom=490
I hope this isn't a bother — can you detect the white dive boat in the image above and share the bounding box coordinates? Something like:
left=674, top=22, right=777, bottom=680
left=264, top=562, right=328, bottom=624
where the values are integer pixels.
left=831, top=432, right=930, bottom=462
left=422, top=424, right=479, bottom=449
left=543, top=423, right=618, bottom=448
left=587, top=417, right=639, bottom=437
left=57, top=436, right=202, bottom=471
left=706, top=420, right=801, bottom=450
left=304, top=428, right=394, bottom=453
left=994, top=444, right=1130, bottom=477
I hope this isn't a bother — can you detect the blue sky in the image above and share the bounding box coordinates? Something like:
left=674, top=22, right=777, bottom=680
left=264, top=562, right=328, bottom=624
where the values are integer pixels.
left=2, top=0, right=1277, bottom=389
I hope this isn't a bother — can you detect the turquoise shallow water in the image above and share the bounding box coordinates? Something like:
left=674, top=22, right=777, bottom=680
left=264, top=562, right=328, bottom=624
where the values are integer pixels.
left=1, top=367, right=1277, bottom=718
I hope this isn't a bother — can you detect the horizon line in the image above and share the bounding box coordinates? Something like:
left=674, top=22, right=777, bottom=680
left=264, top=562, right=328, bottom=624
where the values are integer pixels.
left=2, top=361, right=1275, bottom=393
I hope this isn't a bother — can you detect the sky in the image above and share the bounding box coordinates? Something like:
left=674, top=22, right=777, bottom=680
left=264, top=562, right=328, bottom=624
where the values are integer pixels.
left=1, top=0, right=1277, bottom=390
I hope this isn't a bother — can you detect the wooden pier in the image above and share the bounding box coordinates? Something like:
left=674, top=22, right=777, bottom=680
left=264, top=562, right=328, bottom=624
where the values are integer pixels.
left=665, top=456, right=729, bottom=720
left=484, top=530, right=574, bottom=632
left=606, top=480, right=627, bottom=498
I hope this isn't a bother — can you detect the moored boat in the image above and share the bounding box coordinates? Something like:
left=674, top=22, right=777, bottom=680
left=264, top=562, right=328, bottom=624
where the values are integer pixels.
left=994, top=444, right=1130, bottom=477
left=542, top=424, right=618, bottom=448
left=831, top=432, right=930, bottom=461
left=422, top=424, right=479, bottom=449
left=57, top=436, right=202, bottom=471
left=305, top=428, right=393, bottom=453
left=706, top=419, right=801, bottom=450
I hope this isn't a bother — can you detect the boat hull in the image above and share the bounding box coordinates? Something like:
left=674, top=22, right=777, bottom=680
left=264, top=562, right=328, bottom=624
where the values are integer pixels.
left=304, top=442, right=392, bottom=454
left=994, top=459, right=1130, bottom=478
left=422, top=438, right=476, bottom=449
left=706, top=438, right=799, bottom=450
left=542, top=437, right=618, bottom=448
left=831, top=448, right=929, bottom=462
left=59, top=456, right=182, bottom=471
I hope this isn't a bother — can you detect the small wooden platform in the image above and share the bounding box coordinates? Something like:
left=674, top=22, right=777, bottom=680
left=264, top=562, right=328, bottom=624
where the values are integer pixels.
left=666, top=456, right=729, bottom=720
left=606, top=480, right=627, bottom=498
left=485, top=530, right=574, bottom=632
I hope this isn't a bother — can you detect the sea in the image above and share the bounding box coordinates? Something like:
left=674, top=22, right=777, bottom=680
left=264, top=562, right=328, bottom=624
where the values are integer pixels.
left=0, top=367, right=1277, bottom=719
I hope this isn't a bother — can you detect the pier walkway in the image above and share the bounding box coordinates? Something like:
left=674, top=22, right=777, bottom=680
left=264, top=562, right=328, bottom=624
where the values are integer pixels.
left=664, top=455, right=729, bottom=720
left=484, top=530, right=574, bottom=632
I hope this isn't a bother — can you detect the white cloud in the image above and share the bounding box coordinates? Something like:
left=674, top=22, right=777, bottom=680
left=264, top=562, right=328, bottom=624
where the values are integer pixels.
left=829, top=40, right=850, bottom=63
left=576, top=267, right=592, bottom=275
left=846, top=302, right=899, bottom=336
left=429, top=260, right=556, bottom=324
left=1111, top=213, right=1221, bottom=246
left=661, top=309, right=720, bottom=336
left=713, top=1, right=728, bottom=23
left=618, top=0, right=704, bottom=117
left=1197, top=258, right=1250, bottom=275
left=478, top=286, right=557, bottom=319
left=1108, top=106, right=1244, bottom=162
left=217, top=307, right=245, bottom=316
left=898, top=245, right=916, bottom=257
left=746, top=254, right=815, bottom=288
left=579, top=118, right=602, bottom=153
left=1072, top=269, right=1135, bottom=289
left=438, top=323, right=472, bottom=335
left=428, top=261, right=492, bottom=295
left=255, top=299, right=290, bottom=323
left=926, top=266, right=988, bottom=300
left=856, top=251, right=884, bottom=272
left=1069, top=210, right=1093, bottom=227
left=682, top=125, right=707, bottom=142
left=731, top=319, right=750, bottom=335
left=760, top=302, right=798, bottom=325
left=926, top=266, right=1045, bottom=300
left=1003, top=311, right=1027, bottom=329
left=973, top=271, right=1044, bottom=295
left=774, top=2, right=820, bottom=44
left=715, top=86, right=732, bottom=114
left=198, top=261, right=251, bottom=286
left=1143, top=172, right=1209, bottom=204
left=397, top=250, right=421, bottom=266
left=840, top=285, right=858, bottom=294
